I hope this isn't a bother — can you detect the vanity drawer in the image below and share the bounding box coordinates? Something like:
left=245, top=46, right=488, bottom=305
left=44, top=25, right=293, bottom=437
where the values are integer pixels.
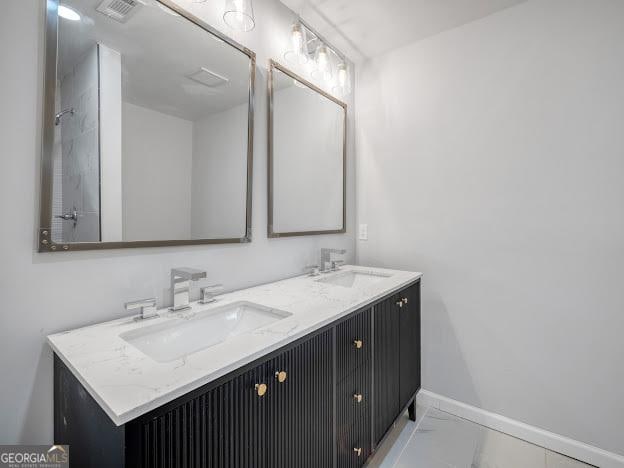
left=337, top=364, right=371, bottom=429
left=336, top=308, right=371, bottom=380
left=337, top=405, right=371, bottom=468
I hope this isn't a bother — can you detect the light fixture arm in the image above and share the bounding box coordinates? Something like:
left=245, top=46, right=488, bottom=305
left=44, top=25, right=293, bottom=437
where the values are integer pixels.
left=297, top=17, right=347, bottom=64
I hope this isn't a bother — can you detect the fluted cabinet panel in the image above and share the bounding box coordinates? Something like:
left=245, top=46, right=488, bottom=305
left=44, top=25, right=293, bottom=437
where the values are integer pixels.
left=337, top=402, right=370, bottom=468
left=140, top=361, right=269, bottom=468
left=336, top=308, right=371, bottom=379
left=337, top=365, right=371, bottom=433
left=399, top=283, right=421, bottom=413
left=138, top=332, right=334, bottom=468
left=337, top=367, right=371, bottom=467
left=373, top=294, right=402, bottom=446
left=268, top=329, right=334, bottom=468
left=336, top=309, right=372, bottom=468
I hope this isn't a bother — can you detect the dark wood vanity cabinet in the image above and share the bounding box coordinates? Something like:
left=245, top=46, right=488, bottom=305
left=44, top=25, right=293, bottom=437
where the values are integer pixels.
left=266, top=330, right=334, bottom=468
left=135, top=359, right=272, bottom=468
left=132, top=330, right=334, bottom=468
left=54, top=280, right=420, bottom=468
left=373, top=292, right=402, bottom=445
left=373, top=282, right=421, bottom=446
left=399, top=283, right=421, bottom=411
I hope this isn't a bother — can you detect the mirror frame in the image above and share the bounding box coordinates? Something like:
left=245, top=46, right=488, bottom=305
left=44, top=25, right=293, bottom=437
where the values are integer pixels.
left=38, top=0, right=256, bottom=252
left=267, top=60, right=347, bottom=238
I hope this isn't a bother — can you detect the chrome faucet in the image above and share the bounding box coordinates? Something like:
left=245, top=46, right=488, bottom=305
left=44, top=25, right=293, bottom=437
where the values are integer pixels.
left=320, top=248, right=347, bottom=273
left=170, top=267, right=207, bottom=311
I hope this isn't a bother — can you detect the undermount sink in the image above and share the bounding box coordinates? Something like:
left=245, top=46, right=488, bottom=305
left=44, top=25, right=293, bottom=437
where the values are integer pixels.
left=120, top=301, right=292, bottom=363
left=316, top=270, right=392, bottom=288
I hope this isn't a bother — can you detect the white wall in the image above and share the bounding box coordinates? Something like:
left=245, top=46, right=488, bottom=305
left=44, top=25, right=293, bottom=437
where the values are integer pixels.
left=122, top=101, right=193, bottom=241
left=191, top=103, right=248, bottom=239
left=0, top=0, right=354, bottom=444
left=356, top=0, right=624, bottom=456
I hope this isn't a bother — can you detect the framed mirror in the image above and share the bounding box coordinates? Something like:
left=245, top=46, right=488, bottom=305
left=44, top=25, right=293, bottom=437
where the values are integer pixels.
left=39, top=0, right=255, bottom=252
left=268, top=60, right=346, bottom=237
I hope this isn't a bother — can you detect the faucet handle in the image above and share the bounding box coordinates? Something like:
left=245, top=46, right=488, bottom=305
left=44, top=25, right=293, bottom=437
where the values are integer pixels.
left=304, top=265, right=320, bottom=276
left=125, top=298, right=158, bottom=321
left=200, top=284, right=224, bottom=304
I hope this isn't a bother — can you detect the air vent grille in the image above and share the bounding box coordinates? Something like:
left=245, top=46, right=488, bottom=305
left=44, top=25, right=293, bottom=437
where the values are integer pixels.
left=186, top=67, right=230, bottom=88
left=96, top=0, right=139, bottom=23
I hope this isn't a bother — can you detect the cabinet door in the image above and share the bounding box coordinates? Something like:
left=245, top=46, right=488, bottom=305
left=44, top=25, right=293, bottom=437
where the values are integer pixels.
left=267, top=329, right=334, bottom=468
left=399, top=282, right=421, bottom=408
left=373, top=294, right=402, bottom=445
left=137, top=360, right=270, bottom=468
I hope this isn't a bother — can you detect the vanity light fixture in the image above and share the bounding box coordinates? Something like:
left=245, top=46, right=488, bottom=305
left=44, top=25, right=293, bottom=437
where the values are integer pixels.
left=58, top=4, right=81, bottom=21
left=284, top=19, right=350, bottom=94
left=223, top=0, right=255, bottom=32
left=284, top=21, right=308, bottom=65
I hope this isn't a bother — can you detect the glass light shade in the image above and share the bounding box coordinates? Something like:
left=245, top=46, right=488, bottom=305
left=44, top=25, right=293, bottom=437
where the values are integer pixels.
left=333, top=62, right=351, bottom=95
left=284, top=22, right=308, bottom=65
left=312, top=44, right=332, bottom=81
left=304, top=49, right=318, bottom=75
left=223, top=0, right=255, bottom=32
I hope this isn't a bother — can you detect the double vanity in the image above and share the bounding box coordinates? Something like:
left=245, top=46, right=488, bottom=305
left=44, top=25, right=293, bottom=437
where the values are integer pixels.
left=39, top=2, right=419, bottom=467
left=49, top=265, right=422, bottom=467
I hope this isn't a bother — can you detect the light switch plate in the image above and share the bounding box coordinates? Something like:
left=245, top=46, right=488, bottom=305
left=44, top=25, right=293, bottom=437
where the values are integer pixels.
left=359, top=224, right=368, bottom=240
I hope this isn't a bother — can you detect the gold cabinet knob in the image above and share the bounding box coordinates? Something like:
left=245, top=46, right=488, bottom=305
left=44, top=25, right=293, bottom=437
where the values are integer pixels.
left=353, top=447, right=362, bottom=457
left=255, top=383, right=267, bottom=397
left=402, top=297, right=408, bottom=304
left=353, top=393, right=363, bottom=403
left=275, top=371, right=287, bottom=383
left=353, top=339, right=363, bottom=349
left=395, top=300, right=403, bottom=308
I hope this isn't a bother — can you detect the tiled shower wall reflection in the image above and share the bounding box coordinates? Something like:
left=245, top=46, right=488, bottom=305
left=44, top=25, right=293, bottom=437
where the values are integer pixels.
left=51, top=83, right=63, bottom=242
left=52, top=44, right=101, bottom=242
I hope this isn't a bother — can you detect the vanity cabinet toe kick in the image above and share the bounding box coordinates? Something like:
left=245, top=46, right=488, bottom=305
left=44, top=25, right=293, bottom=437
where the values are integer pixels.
left=54, top=280, right=421, bottom=468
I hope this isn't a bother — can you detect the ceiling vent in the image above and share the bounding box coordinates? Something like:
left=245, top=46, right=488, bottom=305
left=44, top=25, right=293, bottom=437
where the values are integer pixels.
left=186, top=68, right=230, bottom=88
left=96, top=0, right=139, bottom=23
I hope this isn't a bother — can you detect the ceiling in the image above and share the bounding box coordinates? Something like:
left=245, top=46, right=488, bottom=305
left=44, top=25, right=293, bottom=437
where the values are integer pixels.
left=281, top=0, right=527, bottom=62
left=59, top=0, right=251, bottom=120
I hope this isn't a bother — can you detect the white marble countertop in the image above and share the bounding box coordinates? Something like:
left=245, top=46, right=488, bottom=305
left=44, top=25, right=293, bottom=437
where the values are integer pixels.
left=48, top=265, right=422, bottom=426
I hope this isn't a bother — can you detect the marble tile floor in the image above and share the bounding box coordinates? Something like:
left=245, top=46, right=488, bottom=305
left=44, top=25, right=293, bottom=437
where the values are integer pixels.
left=367, top=405, right=595, bottom=468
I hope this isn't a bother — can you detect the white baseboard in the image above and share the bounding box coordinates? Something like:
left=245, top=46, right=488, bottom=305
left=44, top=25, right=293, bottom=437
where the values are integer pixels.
left=417, top=390, right=624, bottom=468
